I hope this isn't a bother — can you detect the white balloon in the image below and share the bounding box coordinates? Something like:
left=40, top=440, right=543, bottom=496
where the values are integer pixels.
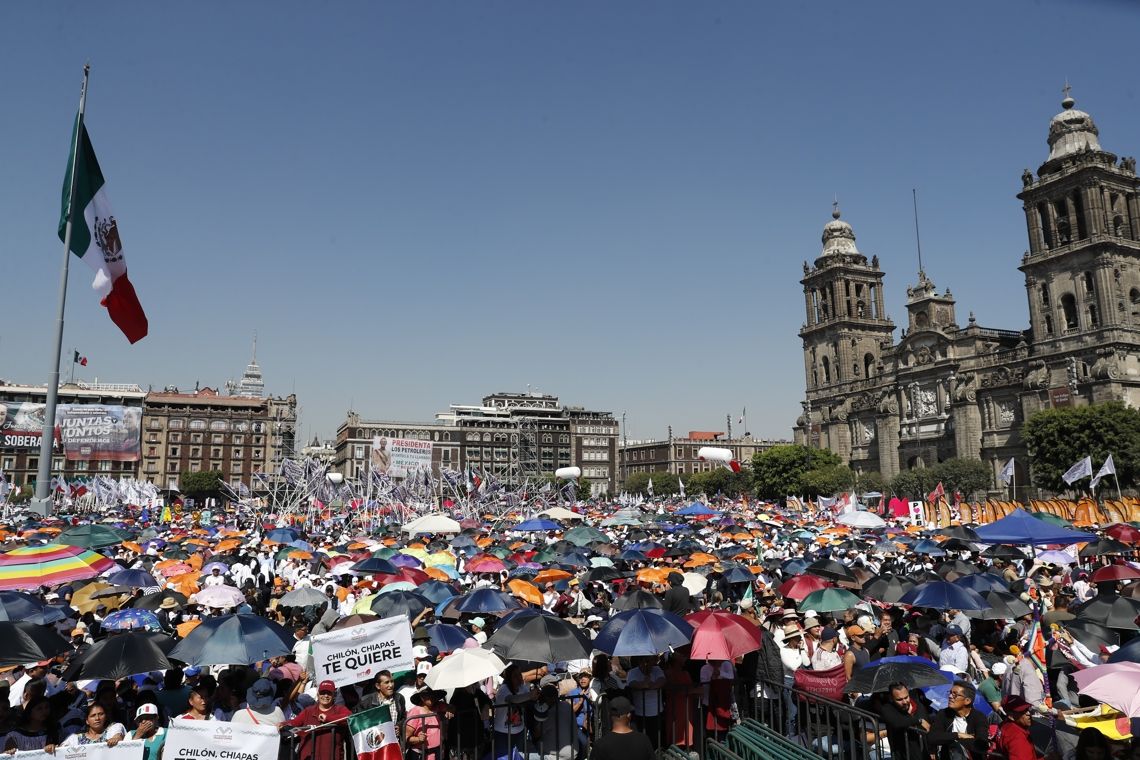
left=555, top=466, right=582, bottom=480
left=697, top=447, right=733, bottom=463
left=326, top=472, right=344, bottom=484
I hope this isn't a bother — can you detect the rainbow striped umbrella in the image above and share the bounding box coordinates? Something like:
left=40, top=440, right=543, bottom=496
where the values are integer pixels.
left=0, top=544, right=115, bottom=591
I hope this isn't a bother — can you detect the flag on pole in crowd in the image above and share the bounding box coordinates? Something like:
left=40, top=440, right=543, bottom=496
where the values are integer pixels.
left=1062, top=456, right=1093, bottom=485
left=647, top=478, right=654, bottom=496
left=72, top=350, right=87, bottom=366
left=348, top=705, right=402, bottom=760
left=59, top=114, right=148, bottom=343
left=1091, top=455, right=1116, bottom=490
left=926, top=481, right=945, bottom=504
left=678, top=477, right=685, bottom=499
left=999, top=457, right=1016, bottom=486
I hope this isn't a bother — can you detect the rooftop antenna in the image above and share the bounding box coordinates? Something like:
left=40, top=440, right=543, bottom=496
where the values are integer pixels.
left=912, top=188, right=925, bottom=279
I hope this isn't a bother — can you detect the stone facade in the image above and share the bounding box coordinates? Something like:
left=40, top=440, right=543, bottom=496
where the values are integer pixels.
left=793, top=92, right=1140, bottom=492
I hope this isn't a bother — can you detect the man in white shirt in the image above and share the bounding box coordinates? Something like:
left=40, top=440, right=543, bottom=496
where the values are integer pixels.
left=938, top=626, right=970, bottom=673
left=203, top=568, right=227, bottom=587
left=8, top=662, right=48, bottom=707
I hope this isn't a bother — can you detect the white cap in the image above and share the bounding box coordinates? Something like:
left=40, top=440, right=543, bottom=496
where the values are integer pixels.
left=991, top=662, right=1008, bottom=676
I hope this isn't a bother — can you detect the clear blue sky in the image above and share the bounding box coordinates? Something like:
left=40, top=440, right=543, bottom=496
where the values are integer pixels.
left=1, top=1, right=1137, bottom=445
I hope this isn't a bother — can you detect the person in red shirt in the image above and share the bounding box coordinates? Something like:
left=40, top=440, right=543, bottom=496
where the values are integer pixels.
left=997, top=695, right=1040, bottom=760
left=284, top=680, right=352, bottom=760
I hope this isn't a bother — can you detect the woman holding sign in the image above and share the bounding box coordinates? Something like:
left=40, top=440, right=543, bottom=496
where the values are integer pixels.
left=60, top=704, right=126, bottom=747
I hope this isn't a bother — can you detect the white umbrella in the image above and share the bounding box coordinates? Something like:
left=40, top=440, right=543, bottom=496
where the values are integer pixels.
left=538, top=507, right=581, bottom=521
left=192, top=584, right=246, bottom=609
left=681, top=572, right=708, bottom=597
left=424, top=647, right=507, bottom=689
left=836, top=511, right=886, bottom=529
left=402, top=513, right=462, bottom=534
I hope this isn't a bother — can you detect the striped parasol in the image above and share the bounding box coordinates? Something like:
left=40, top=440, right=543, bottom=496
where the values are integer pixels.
left=0, top=544, right=115, bottom=591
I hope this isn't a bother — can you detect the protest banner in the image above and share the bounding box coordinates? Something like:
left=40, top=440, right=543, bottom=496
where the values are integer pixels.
left=164, top=720, right=280, bottom=760
left=311, top=614, right=415, bottom=687
left=18, top=741, right=144, bottom=760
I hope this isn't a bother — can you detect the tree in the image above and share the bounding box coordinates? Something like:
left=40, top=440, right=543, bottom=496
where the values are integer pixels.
left=800, top=464, right=855, bottom=499
left=1023, top=402, right=1140, bottom=493
left=934, top=458, right=992, bottom=501
left=890, top=467, right=938, bottom=501
left=688, top=467, right=754, bottom=499
left=855, top=470, right=886, bottom=495
left=9, top=485, right=33, bottom=504
left=180, top=470, right=223, bottom=500
left=752, top=444, right=841, bottom=500
left=622, top=471, right=684, bottom=496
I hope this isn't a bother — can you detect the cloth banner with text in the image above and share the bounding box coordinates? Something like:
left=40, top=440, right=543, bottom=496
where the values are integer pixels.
left=311, top=614, right=415, bottom=688
left=17, top=742, right=144, bottom=760
left=164, top=720, right=280, bottom=760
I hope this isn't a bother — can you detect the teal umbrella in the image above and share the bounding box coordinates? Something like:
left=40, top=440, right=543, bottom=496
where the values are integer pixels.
left=799, top=587, right=862, bottom=613
left=59, top=525, right=131, bottom=549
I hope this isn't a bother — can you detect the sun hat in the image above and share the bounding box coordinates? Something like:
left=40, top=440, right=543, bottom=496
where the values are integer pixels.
left=245, top=678, right=276, bottom=710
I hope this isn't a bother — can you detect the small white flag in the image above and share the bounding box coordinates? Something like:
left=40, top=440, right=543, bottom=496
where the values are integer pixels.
left=1091, top=455, right=1116, bottom=490
left=1062, top=456, right=1093, bottom=485
left=647, top=478, right=654, bottom=496
left=999, top=457, right=1016, bottom=486
left=678, top=478, right=685, bottom=499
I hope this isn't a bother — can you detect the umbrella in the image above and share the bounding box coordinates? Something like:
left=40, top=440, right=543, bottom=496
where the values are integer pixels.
left=425, top=623, right=473, bottom=652
left=911, top=540, right=947, bottom=557
left=934, top=560, right=978, bottom=579
left=937, top=526, right=981, bottom=542
left=953, top=573, right=1008, bottom=595
left=975, top=508, right=1095, bottom=545
left=594, top=609, right=693, bottom=657
left=331, top=613, right=379, bottom=630
left=1065, top=620, right=1119, bottom=651
left=1107, top=524, right=1140, bottom=544
left=62, top=631, right=172, bottom=680
left=779, top=574, right=833, bottom=601
left=1074, top=594, right=1140, bottom=629
left=369, top=590, right=431, bottom=621
left=132, top=590, right=189, bottom=611
left=805, top=559, right=856, bottom=583
left=0, top=591, right=68, bottom=624
left=425, top=647, right=507, bottom=689
left=455, top=589, right=522, bottom=615
left=564, top=526, right=609, bottom=546
left=487, top=614, right=593, bottom=663
left=612, top=588, right=664, bottom=611
left=350, top=556, right=400, bottom=576
left=1035, top=550, right=1078, bottom=565
left=686, top=611, right=762, bottom=660
left=417, top=580, right=459, bottom=605
left=279, top=587, right=331, bottom=607
left=402, top=513, right=462, bottom=535
left=58, top=524, right=130, bottom=549
left=193, top=585, right=246, bottom=609
left=799, top=587, right=862, bottom=613
left=507, top=579, right=543, bottom=606
left=847, top=659, right=953, bottom=694
left=980, top=545, right=1026, bottom=561
left=465, top=555, right=508, bottom=574
left=861, top=574, right=915, bottom=604
left=108, top=569, right=159, bottom=588
left=70, top=581, right=129, bottom=614
left=836, top=511, right=886, bottom=529
left=102, top=608, right=163, bottom=632
left=898, top=581, right=987, bottom=611
left=169, top=613, right=295, bottom=665
left=1073, top=662, right=1140, bottom=716
left=681, top=572, right=708, bottom=597
left=1108, top=636, right=1140, bottom=665
left=515, top=519, right=560, bottom=532
left=964, top=590, right=1031, bottom=621
left=266, top=528, right=301, bottom=543
left=0, top=621, right=71, bottom=667
left=0, top=544, right=115, bottom=590
left=1092, top=565, right=1140, bottom=584
left=1081, top=538, right=1132, bottom=558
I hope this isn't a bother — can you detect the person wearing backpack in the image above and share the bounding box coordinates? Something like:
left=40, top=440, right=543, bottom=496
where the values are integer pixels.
left=994, top=695, right=1039, bottom=760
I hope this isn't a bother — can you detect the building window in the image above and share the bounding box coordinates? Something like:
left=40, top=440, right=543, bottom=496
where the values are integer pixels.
left=232, top=449, right=243, bottom=459
left=1, top=457, right=12, bottom=470
left=211, top=447, right=222, bottom=458
left=170, top=433, right=182, bottom=443
left=1084, top=271, right=1095, bottom=295
left=99, top=461, right=112, bottom=471
left=864, top=353, right=875, bottom=377
left=190, top=462, right=200, bottom=472
left=211, top=434, right=223, bottom=443
left=1089, top=304, right=1100, bottom=327
left=822, top=357, right=831, bottom=384
left=233, top=435, right=244, bottom=445
left=354, top=445, right=364, bottom=458
left=169, top=419, right=184, bottom=429
left=1044, top=314, right=1054, bottom=335
left=1040, top=284, right=1050, bottom=306
left=169, top=447, right=180, bottom=457
left=210, top=420, right=228, bottom=431
left=191, top=433, right=203, bottom=444
left=189, top=420, right=206, bottom=430
left=191, top=447, right=201, bottom=458
left=168, top=462, right=179, bottom=473
left=234, top=421, right=248, bottom=432
left=252, top=423, right=265, bottom=434
left=147, top=447, right=157, bottom=457
left=74, top=461, right=88, bottom=471
left=1061, top=293, right=1079, bottom=330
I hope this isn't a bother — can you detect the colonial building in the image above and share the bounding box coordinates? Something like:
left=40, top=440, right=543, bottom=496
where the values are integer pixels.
left=793, top=91, right=1140, bottom=491
left=619, top=431, right=788, bottom=484
left=334, top=392, right=620, bottom=496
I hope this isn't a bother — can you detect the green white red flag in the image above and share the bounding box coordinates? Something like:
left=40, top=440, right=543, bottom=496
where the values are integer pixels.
left=348, top=704, right=402, bottom=760
left=58, top=115, right=148, bottom=343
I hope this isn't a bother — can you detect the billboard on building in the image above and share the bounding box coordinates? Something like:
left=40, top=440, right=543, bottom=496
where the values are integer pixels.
left=371, top=436, right=433, bottom=478
left=0, top=402, right=141, bottom=461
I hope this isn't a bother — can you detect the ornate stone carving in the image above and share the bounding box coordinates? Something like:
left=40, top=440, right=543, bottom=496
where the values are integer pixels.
left=1091, top=347, right=1122, bottom=380
left=915, top=346, right=934, bottom=365
left=877, top=388, right=899, bottom=415
left=862, top=421, right=875, bottom=443
left=997, top=400, right=1017, bottom=426
left=1022, top=360, right=1049, bottom=390
left=953, top=373, right=978, bottom=403
left=982, top=365, right=1025, bottom=388
left=913, top=387, right=938, bottom=418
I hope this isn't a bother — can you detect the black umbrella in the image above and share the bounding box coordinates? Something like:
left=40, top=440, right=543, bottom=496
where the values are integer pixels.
left=938, top=538, right=976, bottom=553
left=1080, top=538, right=1132, bottom=558
left=0, top=622, right=71, bottom=668
left=861, top=574, right=915, bottom=604
left=805, top=559, right=856, bottom=583
left=846, top=660, right=953, bottom=694
left=1064, top=620, right=1119, bottom=651
left=934, top=560, right=980, bottom=580
left=169, top=613, right=294, bottom=666
left=487, top=613, right=593, bottom=663
left=350, top=556, right=400, bottom=575
left=581, top=567, right=623, bottom=584
left=369, top=591, right=432, bottom=621
left=62, top=632, right=172, bottom=680
left=981, top=545, right=1026, bottom=561
left=963, top=590, right=1031, bottom=620
left=936, top=526, right=980, bottom=542
left=612, top=588, right=664, bottom=611
left=132, top=590, right=189, bottom=611
left=0, top=591, right=69, bottom=625
left=1073, top=594, right=1140, bottom=629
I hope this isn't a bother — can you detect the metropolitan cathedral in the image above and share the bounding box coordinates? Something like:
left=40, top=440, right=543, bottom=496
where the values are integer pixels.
left=792, top=91, right=1140, bottom=490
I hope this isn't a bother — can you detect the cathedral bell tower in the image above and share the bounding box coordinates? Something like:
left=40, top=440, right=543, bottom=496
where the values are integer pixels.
left=799, top=205, right=895, bottom=455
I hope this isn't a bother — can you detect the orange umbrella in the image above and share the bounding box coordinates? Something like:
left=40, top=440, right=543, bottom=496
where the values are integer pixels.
left=176, top=620, right=202, bottom=638
left=424, top=567, right=452, bottom=581
left=214, top=539, right=241, bottom=553
left=636, top=567, right=671, bottom=585
left=684, top=553, right=717, bottom=568
left=288, top=550, right=312, bottom=560
left=122, top=541, right=143, bottom=554
left=186, top=554, right=204, bottom=570
left=507, top=579, right=543, bottom=606
left=533, top=569, right=572, bottom=584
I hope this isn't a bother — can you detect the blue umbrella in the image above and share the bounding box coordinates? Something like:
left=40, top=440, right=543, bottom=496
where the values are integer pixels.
left=0, top=592, right=65, bottom=624
left=899, top=581, right=987, bottom=611
left=593, top=609, right=692, bottom=657
left=516, top=519, right=560, bottom=532
left=102, top=608, right=162, bottom=632
left=287, top=540, right=313, bottom=552
left=425, top=623, right=473, bottom=652
left=108, top=569, right=159, bottom=588
left=783, top=558, right=811, bottom=575
left=618, top=549, right=648, bottom=562
left=169, top=614, right=294, bottom=666
left=350, top=556, right=399, bottom=576
left=417, top=580, right=459, bottom=605
left=455, top=588, right=521, bottom=615
left=450, top=535, right=478, bottom=549
left=953, top=573, right=1008, bottom=595
left=265, top=528, right=300, bottom=543
left=498, top=607, right=557, bottom=626
left=911, top=540, right=947, bottom=557
left=722, top=566, right=756, bottom=584
left=677, top=503, right=716, bottom=516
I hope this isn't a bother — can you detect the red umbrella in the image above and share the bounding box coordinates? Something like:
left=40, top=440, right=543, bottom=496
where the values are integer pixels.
left=1107, top=525, right=1140, bottom=544
left=778, top=574, right=833, bottom=601
left=1091, top=564, right=1140, bottom=584
left=466, top=555, right=508, bottom=573
left=378, top=567, right=431, bottom=586
left=685, top=610, right=762, bottom=660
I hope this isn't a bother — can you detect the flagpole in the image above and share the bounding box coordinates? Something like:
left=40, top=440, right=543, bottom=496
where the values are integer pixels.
left=33, top=64, right=90, bottom=517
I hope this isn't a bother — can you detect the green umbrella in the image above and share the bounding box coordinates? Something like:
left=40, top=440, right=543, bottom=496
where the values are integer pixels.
left=799, top=587, right=862, bottom=613
left=59, top=524, right=131, bottom=549
left=564, top=526, right=609, bottom=546
left=1031, top=512, right=1074, bottom=528
left=374, top=547, right=398, bottom=559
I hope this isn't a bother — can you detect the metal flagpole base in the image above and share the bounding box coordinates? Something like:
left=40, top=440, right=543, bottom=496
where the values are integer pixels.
left=28, top=497, right=53, bottom=518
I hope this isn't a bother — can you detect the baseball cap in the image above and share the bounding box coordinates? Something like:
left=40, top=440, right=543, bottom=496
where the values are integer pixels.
left=412, top=645, right=429, bottom=659
left=184, top=666, right=202, bottom=677
left=136, top=703, right=159, bottom=718
left=1002, top=695, right=1032, bottom=716
left=608, top=696, right=634, bottom=716
left=821, top=627, right=839, bottom=642
left=846, top=624, right=866, bottom=637
left=991, top=662, right=1008, bottom=676
left=416, top=661, right=433, bottom=675
left=469, top=617, right=486, bottom=629
left=318, top=680, right=337, bottom=694
left=944, top=625, right=964, bottom=637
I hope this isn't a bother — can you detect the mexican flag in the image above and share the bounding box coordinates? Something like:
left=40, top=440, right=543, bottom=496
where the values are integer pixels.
left=348, top=705, right=402, bottom=760
left=59, top=115, right=148, bottom=344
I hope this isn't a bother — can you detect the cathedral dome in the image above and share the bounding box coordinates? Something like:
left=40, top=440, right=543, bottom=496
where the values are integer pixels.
left=821, top=206, right=860, bottom=257
left=1047, top=93, right=1101, bottom=161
